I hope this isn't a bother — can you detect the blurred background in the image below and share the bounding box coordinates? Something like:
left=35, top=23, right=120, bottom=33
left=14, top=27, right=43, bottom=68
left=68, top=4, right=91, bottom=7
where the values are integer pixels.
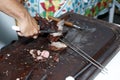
left=0, top=12, right=18, bottom=49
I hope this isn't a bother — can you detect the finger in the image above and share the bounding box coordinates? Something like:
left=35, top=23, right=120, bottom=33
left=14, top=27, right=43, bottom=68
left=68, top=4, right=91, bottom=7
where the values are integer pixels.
left=38, top=31, right=41, bottom=33
left=17, top=32, right=23, bottom=36
left=34, top=29, right=39, bottom=35
left=32, top=32, right=39, bottom=39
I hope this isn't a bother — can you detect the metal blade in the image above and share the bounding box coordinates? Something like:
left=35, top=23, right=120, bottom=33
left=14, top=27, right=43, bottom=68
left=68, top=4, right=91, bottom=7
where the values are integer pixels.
left=40, top=30, right=67, bottom=33
left=40, top=30, right=57, bottom=33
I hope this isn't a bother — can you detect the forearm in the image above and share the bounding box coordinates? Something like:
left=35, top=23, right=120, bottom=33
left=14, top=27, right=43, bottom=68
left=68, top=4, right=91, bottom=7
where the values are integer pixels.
left=0, top=0, right=29, bottom=21
left=0, top=0, right=39, bottom=38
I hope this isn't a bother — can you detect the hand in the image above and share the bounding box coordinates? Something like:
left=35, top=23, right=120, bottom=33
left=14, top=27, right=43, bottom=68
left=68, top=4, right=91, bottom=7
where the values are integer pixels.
left=16, top=13, right=40, bottom=38
left=0, top=0, right=40, bottom=38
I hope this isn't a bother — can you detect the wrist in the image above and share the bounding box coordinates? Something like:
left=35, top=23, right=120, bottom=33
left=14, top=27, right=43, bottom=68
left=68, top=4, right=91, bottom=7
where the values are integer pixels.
left=16, top=10, right=29, bottom=21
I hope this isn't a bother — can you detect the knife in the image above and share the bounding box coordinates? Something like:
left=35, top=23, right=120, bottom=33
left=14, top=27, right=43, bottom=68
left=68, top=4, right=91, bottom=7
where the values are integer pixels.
left=12, top=26, right=58, bottom=33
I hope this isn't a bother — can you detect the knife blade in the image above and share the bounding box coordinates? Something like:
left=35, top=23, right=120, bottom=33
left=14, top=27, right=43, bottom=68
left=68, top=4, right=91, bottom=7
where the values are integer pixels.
left=12, top=26, right=61, bottom=33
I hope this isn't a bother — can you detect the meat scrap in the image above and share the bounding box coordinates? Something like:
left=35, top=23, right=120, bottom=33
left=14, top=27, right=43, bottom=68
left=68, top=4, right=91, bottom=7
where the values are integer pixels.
left=29, top=49, right=60, bottom=63
left=47, top=20, right=67, bottom=51
left=29, top=49, right=50, bottom=61
left=49, top=42, right=67, bottom=51
left=30, top=16, right=67, bottom=61
left=34, top=16, right=58, bottom=31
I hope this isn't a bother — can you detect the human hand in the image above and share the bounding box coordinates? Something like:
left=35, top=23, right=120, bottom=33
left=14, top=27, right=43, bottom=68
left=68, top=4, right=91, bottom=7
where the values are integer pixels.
left=16, top=14, right=40, bottom=39
left=0, top=0, right=39, bottom=38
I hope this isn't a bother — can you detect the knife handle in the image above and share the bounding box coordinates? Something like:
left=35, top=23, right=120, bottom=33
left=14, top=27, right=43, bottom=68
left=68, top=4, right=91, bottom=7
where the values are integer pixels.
left=48, top=16, right=73, bottom=27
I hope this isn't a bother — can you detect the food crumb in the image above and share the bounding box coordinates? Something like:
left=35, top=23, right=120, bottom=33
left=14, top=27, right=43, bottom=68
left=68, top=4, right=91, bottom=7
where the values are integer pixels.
left=7, top=54, right=10, bottom=57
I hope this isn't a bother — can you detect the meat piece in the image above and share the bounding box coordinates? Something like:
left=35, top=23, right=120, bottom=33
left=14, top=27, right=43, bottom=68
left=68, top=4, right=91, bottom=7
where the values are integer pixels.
left=48, top=20, right=64, bottom=42
left=57, top=20, right=64, bottom=31
left=50, top=32, right=63, bottom=37
left=49, top=42, right=67, bottom=51
left=34, top=16, right=58, bottom=31
left=48, top=32, right=63, bottom=42
left=29, top=49, right=50, bottom=61
left=41, top=50, right=50, bottom=58
left=34, top=16, right=67, bottom=52
left=29, top=49, right=40, bottom=58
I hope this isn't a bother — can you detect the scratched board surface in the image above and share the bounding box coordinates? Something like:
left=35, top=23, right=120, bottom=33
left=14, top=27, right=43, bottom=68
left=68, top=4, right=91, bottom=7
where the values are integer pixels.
left=0, top=13, right=120, bottom=80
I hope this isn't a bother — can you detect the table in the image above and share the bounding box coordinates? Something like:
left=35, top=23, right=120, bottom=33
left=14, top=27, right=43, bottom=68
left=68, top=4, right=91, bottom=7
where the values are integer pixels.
left=94, top=48, right=120, bottom=80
